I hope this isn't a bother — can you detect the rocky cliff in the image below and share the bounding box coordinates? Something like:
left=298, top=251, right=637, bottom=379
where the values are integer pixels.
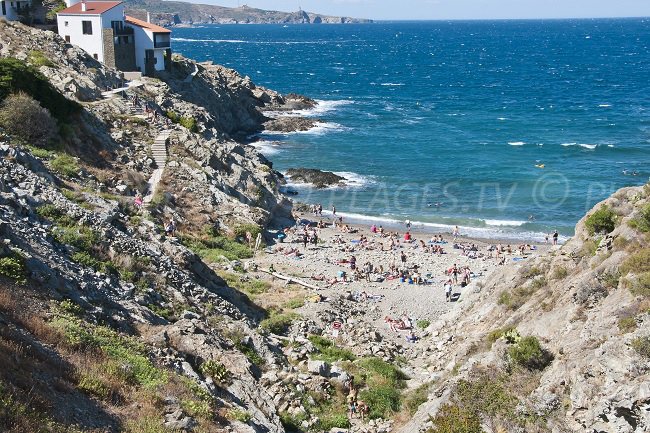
left=0, top=17, right=648, bottom=433
left=398, top=185, right=650, bottom=433
left=123, top=0, right=373, bottom=26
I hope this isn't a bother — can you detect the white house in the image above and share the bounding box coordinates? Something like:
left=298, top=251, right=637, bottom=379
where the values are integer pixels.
left=57, top=0, right=171, bottom=75
left=0, top=0, right=31, bottom=21
left=125, top=15, right=171, bottom=75
left=57, top=1, right=125, bottom=63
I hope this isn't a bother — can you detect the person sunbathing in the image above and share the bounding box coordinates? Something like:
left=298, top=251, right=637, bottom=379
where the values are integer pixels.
left=311, top=273, right=326, bottom=281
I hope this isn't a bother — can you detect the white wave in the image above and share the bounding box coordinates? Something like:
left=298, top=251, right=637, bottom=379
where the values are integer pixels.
left=249, top=140, right=281, bottom=155
left=332, top=172, right=376, bottom=188
left=317, top=211, right=567, bottom=243
left=485, top=219, right=527, bottom=227
left=598, top=104, right=612, bottom=107
left=291, top=99, right=354, bottom=117
left=497, top=117, right=508, bottom=121
left=283, top=171, right=374, bottom=190
left=172, top=38, right=246, bottom=43
left=380, top=83, right=405, bottom=86
left=607, top=144, right=615, bottom=148
left=561, top=142, right=577, bottom=147
left=508, top=141, right=525, bottom=146
left=578, top=143, right=597, bottom=150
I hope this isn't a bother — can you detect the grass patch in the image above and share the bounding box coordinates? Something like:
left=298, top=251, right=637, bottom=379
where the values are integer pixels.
left=551, top=266, right=568, bottom=280
left=182, top=234, right=253, bottom=262
left=355, top=357, right=408, bottom=419
left=50, top=153, right=80, bottom=178
left=51, top=308, right=167, bottom=388
left=427, top=403, right=482, bottom=433
left=308, top=335, right=356, bottom=363
left=27, top=50, right=56, bottom=68
left=404, top=382, right=431, bottom=415
left=618, top=317, right=637, bottom=333
left=259, top=312, right=299, bottom=335
left=629, top=203, right=650, bottom=232
left=218, top=271, right=270, bottom=297
left=486, top=326, right=517, bottom=345
left=283, top=297, right=305, bottom=310
left=227, top=409, right=251, bottom=423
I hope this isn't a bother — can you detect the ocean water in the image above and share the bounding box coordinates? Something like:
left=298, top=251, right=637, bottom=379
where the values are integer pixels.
left=172, top=19, right=650, bottom=241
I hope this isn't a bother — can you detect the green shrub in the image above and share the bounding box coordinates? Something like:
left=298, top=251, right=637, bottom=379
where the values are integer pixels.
left=183, top=235, right=253, bottom=262
left=50, top=153, right=80, bottom=177
left=360, top=384, right=402, bottom=419
left=585, top=205, right=617, bottom=235
left=630, top=203, right=650, bottom=232
left=427, top=403, right=482, bottom=433
left=233, top=223, right=262, bottom=240
left=0, top=58, right=80, bottom=122
left=218, top=271, right=270, bottom=296
left=0, top=254, right=27, bottom=283
left=182, top=399, right=212, bottom=419
left=234, top=340, right=265, bottom=367
left=199, top=360, right=231, bottom=384
left=27, top=50, right=56, bottom=68
left=165, top=110, right=180, bottom=123
left=417, top=319, right=431, bottom=329
left=631, top=336, right=650, bottom=358
left=0, top=92, right=57, bottom=147
left=621, top=248, right=650, bottom=275
left=486, top=326, right=516, bottom=344
left=77, top=373, right=110, bottom=400
left=618, top=317, right=637, bottom=333
left=358, top=357, right=408, bottom=385
left=308, top=335, right=356, bottom=362
left=53, top=226, right=101, bottom=251
left=508, top=336, right=552, bottom=370
left=552, top=266, right=568, bottom=280
left=404, top=383, right=430, bottom=414
left=179, top=116, right=198, bottom=133
left=283, top=297, right=305, bottom=310
left=317, top=413, right=350, bottom=430
left=71, top=251, right=105, bottom=271
left=600, top=271, right=621, bottom=289
left=456, top=376, right=517, bottom=418
left=227, top=409, right=251, bottom=423
left=259, top=312, right=299, bottom=335
left=58, top=299, right=83, bottom=316
left=630, top=272, right=650, bottom=297
left=279, top=411, right=306, bottom=431
left=51, top=313, right=166, bottom=388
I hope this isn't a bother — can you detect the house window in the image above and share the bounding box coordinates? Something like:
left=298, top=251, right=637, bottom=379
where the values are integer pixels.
left=64, top=21, right=68, bottom=27
left=93, top=54, right=98, bottom=60
left=1, top=1, right=6, bottom=16
left=65, top=35, right=70, bottom=43
left=82, top=21, right=93, bottom=35
left=111, top=20, right=123, bottom=32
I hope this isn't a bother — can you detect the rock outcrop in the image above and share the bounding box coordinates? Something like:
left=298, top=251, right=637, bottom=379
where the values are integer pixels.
left=285, top=168, right=347, bottom=189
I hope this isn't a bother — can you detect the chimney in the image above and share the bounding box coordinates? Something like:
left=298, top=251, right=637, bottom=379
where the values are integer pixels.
left=81, top=0, right=86, bottom=12
left=147, top=12, right=150, bottom=23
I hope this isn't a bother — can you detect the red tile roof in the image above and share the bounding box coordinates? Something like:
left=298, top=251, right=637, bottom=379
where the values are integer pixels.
left=58, top=1, right=123, bottom=15
left=125, top=15, right=171, bottom=33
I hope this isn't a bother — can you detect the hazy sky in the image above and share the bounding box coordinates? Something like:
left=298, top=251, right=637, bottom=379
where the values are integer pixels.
left=197, top=0, right=650, bottom=20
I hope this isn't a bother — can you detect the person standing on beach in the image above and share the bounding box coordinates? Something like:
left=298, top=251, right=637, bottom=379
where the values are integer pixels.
left=444, top=279, right=453, bottom=302
left=553, top=230, right=559, bottom=245
left=451, top=263, right=459, bottom=284
left=405, top=219, right=412, bottom=230
left=452, top=225, right=460, bottom=240
left=332, top=205, right=336, bottom=216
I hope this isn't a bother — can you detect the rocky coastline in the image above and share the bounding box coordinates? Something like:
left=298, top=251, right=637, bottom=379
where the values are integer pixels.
left=0, top=18, right=648, bottom=433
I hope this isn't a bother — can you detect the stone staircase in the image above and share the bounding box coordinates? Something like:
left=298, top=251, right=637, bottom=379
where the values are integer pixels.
left=143, top=129, right=172, bottom=203
left=151, top=130, right=170, bottom=169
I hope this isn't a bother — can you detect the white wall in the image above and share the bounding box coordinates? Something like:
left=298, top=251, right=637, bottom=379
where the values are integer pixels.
left=100, top=5, right=124, bottom=28
left=0, top=1, right=31, bottom=21
left=57, top=14, right=104, bottom=61
left=131, top=26, right=168, bottom=73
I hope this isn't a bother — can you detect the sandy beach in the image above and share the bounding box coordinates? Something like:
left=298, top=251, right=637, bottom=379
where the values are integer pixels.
left=253, top=210, right=551, bottom=346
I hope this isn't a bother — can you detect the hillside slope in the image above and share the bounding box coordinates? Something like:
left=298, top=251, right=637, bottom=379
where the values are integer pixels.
left=399, top=185, right=650, bottom=433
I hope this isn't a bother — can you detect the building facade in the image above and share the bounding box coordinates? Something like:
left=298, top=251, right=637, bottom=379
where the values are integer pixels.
left=57, top=0, right=171, bottom=76
left=0, top=0, right=31, bottom=21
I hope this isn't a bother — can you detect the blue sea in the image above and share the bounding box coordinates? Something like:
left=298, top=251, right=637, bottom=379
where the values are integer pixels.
left=172, top=19, right=650, bottom=241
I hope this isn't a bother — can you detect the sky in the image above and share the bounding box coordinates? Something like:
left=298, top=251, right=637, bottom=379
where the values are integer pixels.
left=188, top=0, right=650, bottom=21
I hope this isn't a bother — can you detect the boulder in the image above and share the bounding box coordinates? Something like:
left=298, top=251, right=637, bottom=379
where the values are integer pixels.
left=285, top=168, right=346, bottom=189
left=307, top=360, right=330, bottom=377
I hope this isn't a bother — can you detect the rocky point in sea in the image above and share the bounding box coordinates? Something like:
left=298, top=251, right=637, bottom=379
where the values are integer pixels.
left=285, top=168, right=348, bottom=188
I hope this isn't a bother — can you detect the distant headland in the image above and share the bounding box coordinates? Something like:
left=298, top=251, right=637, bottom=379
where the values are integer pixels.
left=123, top=0, right=373, bottom=26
